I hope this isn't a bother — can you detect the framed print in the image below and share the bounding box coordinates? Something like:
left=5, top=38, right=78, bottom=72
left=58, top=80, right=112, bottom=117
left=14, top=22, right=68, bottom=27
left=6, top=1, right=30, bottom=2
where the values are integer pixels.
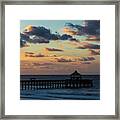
left=20, top=19, right=100, bottom=100
left=0, top=0, right=119, bottom=119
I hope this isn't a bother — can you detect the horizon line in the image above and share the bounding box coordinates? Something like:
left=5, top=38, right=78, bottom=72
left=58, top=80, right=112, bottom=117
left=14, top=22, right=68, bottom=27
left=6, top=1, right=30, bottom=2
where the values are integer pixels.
left=20, top=74, right=100, bottom=76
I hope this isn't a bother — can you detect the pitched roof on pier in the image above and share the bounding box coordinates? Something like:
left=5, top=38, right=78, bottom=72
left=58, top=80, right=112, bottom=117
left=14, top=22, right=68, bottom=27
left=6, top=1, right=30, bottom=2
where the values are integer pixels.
left=70, top=70, right=81, bottom=76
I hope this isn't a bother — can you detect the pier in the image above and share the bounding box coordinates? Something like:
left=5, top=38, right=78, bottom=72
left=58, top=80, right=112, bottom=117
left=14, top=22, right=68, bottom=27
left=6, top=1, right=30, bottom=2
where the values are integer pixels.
left=20, top=71, right=93, bottom=90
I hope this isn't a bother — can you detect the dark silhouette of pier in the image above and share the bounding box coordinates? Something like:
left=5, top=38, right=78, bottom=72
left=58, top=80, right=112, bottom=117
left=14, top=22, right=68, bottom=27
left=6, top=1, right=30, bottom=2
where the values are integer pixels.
left=20, top=71, right=93, bottom=90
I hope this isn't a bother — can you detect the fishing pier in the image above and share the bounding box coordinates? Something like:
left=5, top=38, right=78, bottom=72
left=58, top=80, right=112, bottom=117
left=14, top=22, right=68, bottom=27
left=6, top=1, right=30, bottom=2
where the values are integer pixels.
left=20, top=71, right=93, bottom=90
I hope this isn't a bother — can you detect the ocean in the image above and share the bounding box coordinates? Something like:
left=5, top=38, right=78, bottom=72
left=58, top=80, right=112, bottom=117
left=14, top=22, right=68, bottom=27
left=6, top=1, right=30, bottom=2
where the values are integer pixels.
left=20, top=75, right=100, bottom=100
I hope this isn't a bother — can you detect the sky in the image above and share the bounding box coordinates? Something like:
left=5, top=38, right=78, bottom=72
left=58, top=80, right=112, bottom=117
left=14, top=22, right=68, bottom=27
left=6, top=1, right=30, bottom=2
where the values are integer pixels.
left=20, top=20, right=100, bottom=75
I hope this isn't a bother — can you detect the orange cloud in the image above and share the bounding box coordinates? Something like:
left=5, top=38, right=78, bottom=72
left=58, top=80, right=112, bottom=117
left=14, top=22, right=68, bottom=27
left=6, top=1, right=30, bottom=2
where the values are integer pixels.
left=62, top=27, right=78, bottom=35
left=24, top=25, right=33, bottom=32
left=25, top=52, right=47, bottom=57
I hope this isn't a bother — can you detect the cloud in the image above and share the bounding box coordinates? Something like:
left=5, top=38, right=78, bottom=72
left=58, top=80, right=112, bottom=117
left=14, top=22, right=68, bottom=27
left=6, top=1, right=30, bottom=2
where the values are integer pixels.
left=89, top=49, right=100, bottom=55
left=55, top=56, right=95, bottom=63
left=20, top=39, right=26, bottom=47
left=25, top=52, right=34, bottom=54
left=63, top=27, right=78, bottom=35
left=33, top=53, right=45, bottom=57
left=28, top=35, right=49, bottom=43
left=23, top=26, right=52, bottom=39
left=50, top=33, right=60, bottom=40
left=25, top=53, right=46, bottom=57
left=20, top=20, right=100, bottom=47
left=77, top=42, right=100, bottom=49
left=62, top=23, right=84, bottom=35
left=22, top=25, right=76, bottom=44
left=86, top=35, right=100, bottom=41
left=20, top=33, right=30, bottom=47
left=32, top=63, right=50, bottom=68
left=79, top=56, right=95, bottom=61
left=62, top=21, right=100, bottom=36
left=33, top=62, right=53, bottom=66
left=21, top=25, right=60, bottom=46
left=24, top=25, right=33, bottom=32
left=25, top=52, right=58, bottom=58
left=81, top=61, right=91, bottom=64
left=23, top=25, right=60, bottom=40
left=59, top=34, right=78, bottom=41
left=45, top=48, right=63, bottom=52
left=55, top=58, right=75, bottom=62
left=20, top=42, right=30, bottom=47
left=85, top=20, right=100, bottom=35
left=69, top=38, right=79, bottom=42
left=60, top=34, right=73, bottom=40
left=32, top=62, right=53, bottom=69
left=20, top=33, right=29, bottom=40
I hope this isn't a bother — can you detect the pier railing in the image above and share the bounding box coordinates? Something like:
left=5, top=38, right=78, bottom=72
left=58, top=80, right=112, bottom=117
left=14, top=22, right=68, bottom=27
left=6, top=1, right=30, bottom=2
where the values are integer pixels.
left=20, top=79, right=93, bottom=90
